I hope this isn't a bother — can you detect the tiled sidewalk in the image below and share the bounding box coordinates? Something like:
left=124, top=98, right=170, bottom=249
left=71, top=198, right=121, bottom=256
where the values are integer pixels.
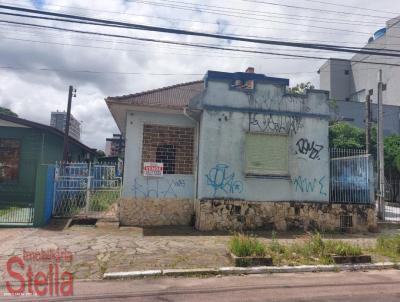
left=0, top=225, right=396, bottom=284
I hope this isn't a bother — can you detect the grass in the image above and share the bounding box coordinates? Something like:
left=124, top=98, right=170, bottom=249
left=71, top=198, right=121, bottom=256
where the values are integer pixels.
left=374, top=234, right=400, bottom=262
left=89, top=190, right=120, bottom=212
left=229, top=233, right=267, bottom=257
left=228, top=232, right=364, bottom=266
left=0, top=206, right=17, bottom=216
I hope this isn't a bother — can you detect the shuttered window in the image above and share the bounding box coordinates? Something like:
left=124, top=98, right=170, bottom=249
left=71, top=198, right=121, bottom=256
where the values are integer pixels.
left=245, top=133, right=289, bottom=176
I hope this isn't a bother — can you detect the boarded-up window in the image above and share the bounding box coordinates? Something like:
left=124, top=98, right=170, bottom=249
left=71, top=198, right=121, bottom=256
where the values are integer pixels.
left=245, top=133, right=289, bottom=176
left=0, top=139, right=20, bottom=182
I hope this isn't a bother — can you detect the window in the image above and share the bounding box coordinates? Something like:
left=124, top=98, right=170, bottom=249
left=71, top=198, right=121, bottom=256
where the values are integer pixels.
left=245, top=133, right=289, bottom=176
left=141, top=124, right=194, bottom=175
left=0, top=139, right=20, bottom=182
left=156, top=144, right=176, bottom=174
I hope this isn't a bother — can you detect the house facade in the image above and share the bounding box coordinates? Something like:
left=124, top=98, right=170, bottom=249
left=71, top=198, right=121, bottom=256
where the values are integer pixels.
left=107, top=68, right=376, bottom=232
left=0, top=114, right=95, bottom=205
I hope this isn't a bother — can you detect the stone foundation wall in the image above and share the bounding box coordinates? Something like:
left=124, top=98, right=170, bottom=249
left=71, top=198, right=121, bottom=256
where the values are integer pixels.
left=119, top=198, right=194, bottom=226
left=195, top=199, right=377, bottom=232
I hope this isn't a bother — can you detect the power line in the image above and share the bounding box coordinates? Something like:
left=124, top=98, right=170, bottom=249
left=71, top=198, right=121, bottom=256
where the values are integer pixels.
left=1, top=0, right=384, bottom=28
left=128, top=0, right=375, bottom=35
left=294, top=0, right=398, bottom=15
left=4, top=2, right=397, bottom=46
left=2, top=19, right=400, bottom=68
left=130, top=0, right=381, bottom=28
left=242, top=0, right=393, bottom=19
left=1, top=5, right=400, bottom=57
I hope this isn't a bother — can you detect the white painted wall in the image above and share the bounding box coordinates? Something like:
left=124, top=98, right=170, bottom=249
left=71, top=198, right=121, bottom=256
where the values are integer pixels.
left=123, top=110, right=196, bottom=199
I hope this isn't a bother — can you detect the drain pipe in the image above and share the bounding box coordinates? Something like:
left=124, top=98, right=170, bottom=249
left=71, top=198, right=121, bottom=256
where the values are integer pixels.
left=183, top=107, right=200, bottom=218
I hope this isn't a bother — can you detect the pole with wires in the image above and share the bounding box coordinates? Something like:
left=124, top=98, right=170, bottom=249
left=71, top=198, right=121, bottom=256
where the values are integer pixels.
left=62, top=85, right=77, bottom=162
left=377, top=70, right=385, bottom=219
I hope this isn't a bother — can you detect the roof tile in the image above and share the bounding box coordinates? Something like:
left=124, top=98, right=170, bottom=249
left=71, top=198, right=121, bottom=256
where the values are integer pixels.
left=106, top=80, right=204, bottom=109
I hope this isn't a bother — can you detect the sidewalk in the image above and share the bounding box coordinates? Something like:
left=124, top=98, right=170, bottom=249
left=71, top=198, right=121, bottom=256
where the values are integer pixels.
left=0, top=225, right=398, bottom=283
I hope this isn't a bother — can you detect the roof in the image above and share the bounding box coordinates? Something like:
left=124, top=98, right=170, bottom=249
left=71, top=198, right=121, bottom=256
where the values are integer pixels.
left=0, top=114, right=96, bottom=154
left=106, top=80, right=204, bottom=110
left=205, top=70, right=289, bottom=86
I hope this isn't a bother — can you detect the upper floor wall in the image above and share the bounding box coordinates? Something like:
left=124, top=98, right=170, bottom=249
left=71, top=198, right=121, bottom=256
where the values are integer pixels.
left=191, top=71, right=330, bottom=202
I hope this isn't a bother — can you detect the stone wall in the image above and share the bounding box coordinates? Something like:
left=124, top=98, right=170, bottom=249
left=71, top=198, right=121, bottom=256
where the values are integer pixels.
left=119, top=198, right=194, bottom=226
left=195, top=199, right=377, bottom=232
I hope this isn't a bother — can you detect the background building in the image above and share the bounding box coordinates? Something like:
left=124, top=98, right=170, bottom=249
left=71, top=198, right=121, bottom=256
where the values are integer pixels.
left=330, top=100, right=400, bottom=136
left=105, top=134, right=125, bottom=157
left=50, top=111, right=81, bottom=140
left=319, top=16, right=400, bottom=106
left=319, top=16, right=400, bottom=135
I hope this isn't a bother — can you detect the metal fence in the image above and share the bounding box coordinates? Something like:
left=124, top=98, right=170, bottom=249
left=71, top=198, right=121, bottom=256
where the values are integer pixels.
left=0, top=202, right=34, bottom=226
left=329, top=148, right=374, bottom=204
left=382, top=178, right=400, bottom=222
left=52, top=162, right=122, bottom=218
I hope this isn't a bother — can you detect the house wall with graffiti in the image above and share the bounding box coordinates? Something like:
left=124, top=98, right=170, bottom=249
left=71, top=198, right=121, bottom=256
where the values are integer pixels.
left=194, top=78, right=330, bottom=202
left=123, top=110, right=196, bottom=200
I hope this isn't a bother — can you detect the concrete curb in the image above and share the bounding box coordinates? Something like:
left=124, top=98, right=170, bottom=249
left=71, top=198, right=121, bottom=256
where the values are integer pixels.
left=103, top=262, right=398, bottom=280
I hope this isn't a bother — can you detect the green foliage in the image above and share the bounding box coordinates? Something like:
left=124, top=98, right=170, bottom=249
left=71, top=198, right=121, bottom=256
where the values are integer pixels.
left=266, top=233, right=362, bottom=265
left=89, top=190, right=119, bottom=212
left=96, top=150, right=106, bottom=158
left=383, top=135, right=400, bottom=175
left=329, top=122, right=366, bottom=149
left=287, top=82, right=315, bottom=94
left=376, top=234, right=400, bottom=261
left=0, top=106, right=18, bottom=117
left=324, top=240, right=362, bottom=256
left=228, top=234, right=267, bottom=257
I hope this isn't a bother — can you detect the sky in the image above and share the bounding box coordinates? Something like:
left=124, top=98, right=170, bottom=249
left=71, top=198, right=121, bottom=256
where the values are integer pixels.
left=0, top=0, right=400, bottom=149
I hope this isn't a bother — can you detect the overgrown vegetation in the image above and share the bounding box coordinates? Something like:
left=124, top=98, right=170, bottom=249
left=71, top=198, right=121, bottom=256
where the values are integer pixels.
left=89, top=190, right=120, bottom=212
left=375, top=234, right=400, bottom=261
left=228, top=234, right=267, bottom=257
left=228, top=232, right=364, bottom=265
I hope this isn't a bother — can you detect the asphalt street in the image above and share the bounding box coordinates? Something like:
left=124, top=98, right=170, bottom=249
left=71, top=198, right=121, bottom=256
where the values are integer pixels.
left=1, top=270, right=400, bottom=302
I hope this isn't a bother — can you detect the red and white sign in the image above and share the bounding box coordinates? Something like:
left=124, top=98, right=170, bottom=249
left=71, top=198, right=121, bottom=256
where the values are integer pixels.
left=143, top=162, right=163, bottom=177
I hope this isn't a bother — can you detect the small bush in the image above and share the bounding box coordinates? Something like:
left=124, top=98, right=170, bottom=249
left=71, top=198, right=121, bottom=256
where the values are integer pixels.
left=229, top=234, right=267, bottom=257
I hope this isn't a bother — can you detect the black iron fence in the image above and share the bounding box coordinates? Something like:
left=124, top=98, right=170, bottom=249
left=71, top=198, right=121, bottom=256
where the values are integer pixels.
left=0, top=202, right=34, bottom=226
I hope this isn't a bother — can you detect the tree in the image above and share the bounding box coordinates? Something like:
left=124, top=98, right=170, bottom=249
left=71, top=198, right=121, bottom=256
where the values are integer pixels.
left=96, top=149, right=106, bottom=158
left=383, top=135, right=400, bottom=177
left=0, top=106, right=18, bottom=117
left=329, top=122, right=366, bottom=149
left=287, top=82, right=315, bottom=94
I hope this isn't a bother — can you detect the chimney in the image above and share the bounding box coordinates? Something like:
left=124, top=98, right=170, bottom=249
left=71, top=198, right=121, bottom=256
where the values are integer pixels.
left=246, top=67, right=255, bottom=73
left=245, top=67, right=255, bottom=89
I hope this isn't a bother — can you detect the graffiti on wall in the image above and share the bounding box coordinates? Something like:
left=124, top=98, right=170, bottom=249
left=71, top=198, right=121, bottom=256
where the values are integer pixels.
left=132, top=178, right=186, bottom=198
left=249, top=113, right=303, bottom=135
left=253, top=95, right=311, bottom=113
left=205, top=164, right=243, bottom=196
left=293, top=175, right=327, bottom=196
left=295, top=138, right=324, bottom=160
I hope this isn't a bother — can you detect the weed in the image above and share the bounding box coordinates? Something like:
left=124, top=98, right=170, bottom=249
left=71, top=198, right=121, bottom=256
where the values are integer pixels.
left=228, top=234, right=267, bottom=257
left=324, top=240, right=362, bottom=256
left=375, top=234, right=400, bottom=261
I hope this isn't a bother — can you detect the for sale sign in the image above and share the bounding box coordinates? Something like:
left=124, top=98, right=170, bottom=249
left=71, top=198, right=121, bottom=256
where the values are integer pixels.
left=143, top=162, right=163, bottom=177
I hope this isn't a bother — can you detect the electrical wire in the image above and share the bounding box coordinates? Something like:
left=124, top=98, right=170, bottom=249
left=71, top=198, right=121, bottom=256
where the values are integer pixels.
left=1, top=5, right=400, bottom=57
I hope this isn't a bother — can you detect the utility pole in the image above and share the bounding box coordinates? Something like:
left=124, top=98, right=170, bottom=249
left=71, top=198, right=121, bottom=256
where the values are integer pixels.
left=365, top=91, right=372, bottom=154
left=62, top=85, right=77, bottom=162
left=377, top=70, right=385, bottom=219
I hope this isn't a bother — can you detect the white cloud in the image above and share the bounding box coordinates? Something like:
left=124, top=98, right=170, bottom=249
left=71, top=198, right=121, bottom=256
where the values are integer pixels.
left=0, top=0, right=398, bottom=149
